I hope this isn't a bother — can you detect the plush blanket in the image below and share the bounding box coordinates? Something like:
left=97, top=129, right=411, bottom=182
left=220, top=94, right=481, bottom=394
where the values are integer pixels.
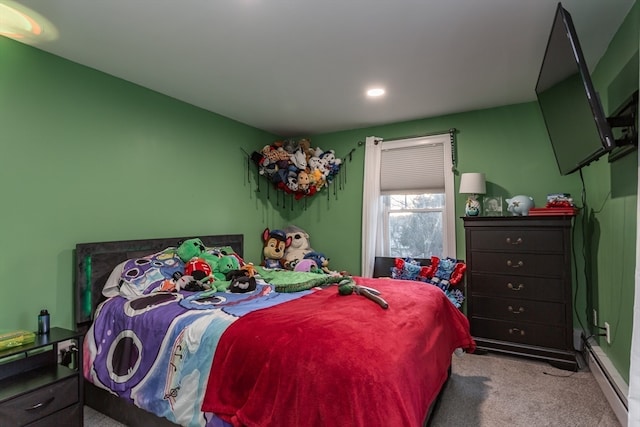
left=201, top=276, right=475, bottom=427
left=83, top=283, right=314, bottom=427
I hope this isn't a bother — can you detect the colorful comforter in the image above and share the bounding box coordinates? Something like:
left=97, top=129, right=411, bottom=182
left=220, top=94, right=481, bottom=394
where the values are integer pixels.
left=84, top=270, right=475, bottom=427
left=83, top=283, right=313, bottom=427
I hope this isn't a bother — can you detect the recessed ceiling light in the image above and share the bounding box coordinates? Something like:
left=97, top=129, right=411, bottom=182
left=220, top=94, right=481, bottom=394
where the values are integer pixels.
left=367, top=88, right=385, bottom=97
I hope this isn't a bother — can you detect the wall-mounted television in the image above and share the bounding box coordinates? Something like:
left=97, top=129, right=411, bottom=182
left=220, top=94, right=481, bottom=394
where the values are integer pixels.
left=535, top=3, right=637, bottom=176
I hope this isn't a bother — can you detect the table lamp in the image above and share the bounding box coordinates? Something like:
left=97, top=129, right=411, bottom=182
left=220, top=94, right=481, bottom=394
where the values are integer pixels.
left=459, top=173, right=486, bottom=216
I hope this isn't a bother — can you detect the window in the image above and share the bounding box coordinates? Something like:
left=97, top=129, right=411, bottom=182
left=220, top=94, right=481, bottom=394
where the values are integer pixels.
left=361, top=133, right=455, bottom=276
left=383, top=193, right=444, bottom=258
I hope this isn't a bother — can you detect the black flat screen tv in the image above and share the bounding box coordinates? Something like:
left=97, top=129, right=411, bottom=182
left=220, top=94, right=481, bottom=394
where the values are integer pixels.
left=535, top=3, right=615, bottom=176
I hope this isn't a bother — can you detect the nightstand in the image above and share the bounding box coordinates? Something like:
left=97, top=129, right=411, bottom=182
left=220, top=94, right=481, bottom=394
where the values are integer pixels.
left=0, top=327, right=84, bottom=426
left=463, top=216, right=577, bottom=371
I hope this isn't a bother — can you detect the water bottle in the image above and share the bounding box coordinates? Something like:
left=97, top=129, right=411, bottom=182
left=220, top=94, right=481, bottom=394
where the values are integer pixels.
left=38, top=309, right=50, bottom=335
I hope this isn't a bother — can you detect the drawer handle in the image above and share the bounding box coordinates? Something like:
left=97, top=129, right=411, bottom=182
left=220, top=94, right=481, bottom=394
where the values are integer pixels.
left=508, top=305, right=525, bottom=314
left=508, top=328, right=525, bottom=336
left=507, top=283, right=524, bottom=291
left=25, top=396, right=55, bottom=412
left=506, top=237, right=523, bottom=245
left=506, top=260, right=524, bottom=268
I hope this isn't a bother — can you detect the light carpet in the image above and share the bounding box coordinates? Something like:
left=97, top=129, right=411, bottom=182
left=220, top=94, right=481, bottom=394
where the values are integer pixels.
left=84, top=352, right=622, bottom=427
left=431, top=352, right=621, bottom=427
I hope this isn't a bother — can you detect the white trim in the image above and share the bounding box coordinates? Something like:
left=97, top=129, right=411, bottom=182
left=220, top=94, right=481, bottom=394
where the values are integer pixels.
left=586, top=340, right=628, bottom=426
left=627, top=133, right=640, bottom=426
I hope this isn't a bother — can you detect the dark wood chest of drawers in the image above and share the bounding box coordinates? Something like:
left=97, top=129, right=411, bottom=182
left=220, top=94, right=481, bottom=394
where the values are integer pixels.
left=463, top=216, right=577, bottom=370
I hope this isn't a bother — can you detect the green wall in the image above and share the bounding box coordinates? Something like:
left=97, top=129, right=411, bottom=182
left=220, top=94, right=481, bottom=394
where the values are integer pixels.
left=0, top=37, right=286, bottom=332
left=583, top=0, right=639, bottom=382
left=1, top=0, right=637, bottom=384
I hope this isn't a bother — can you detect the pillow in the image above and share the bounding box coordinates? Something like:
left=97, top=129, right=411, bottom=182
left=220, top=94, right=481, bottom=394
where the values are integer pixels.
left=391, top=256, right=467, bottom=308
left=390, top=258, right=431, bottom=281
left=102, top=261, right=127, bottom=298
left=116, top=245, right=245, bottom=298
left=118, top=248, right=184, bottom=297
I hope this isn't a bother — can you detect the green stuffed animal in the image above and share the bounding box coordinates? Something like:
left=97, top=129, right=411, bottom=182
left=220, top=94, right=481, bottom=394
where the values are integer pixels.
left=177, top=238, right=221, bottom=273
left=177, top=238, right=206, bottom=262
left=213, top=255, right=240, bottom=281
left=208, top=255, right=241, bottom=292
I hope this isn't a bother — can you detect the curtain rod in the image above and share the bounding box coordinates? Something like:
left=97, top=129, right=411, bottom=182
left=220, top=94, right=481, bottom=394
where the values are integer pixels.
left=357, top=128, right=457, bottom=146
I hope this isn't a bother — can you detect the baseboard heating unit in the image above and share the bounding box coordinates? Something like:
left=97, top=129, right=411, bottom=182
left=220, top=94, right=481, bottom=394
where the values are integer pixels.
left=584, top=338, right=628, bottom=427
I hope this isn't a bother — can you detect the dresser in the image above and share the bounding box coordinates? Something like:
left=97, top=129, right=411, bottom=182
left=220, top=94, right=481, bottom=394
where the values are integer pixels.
left=463, top=216, right=577, bottom=370
left=0, top=327, right=83, bottom=426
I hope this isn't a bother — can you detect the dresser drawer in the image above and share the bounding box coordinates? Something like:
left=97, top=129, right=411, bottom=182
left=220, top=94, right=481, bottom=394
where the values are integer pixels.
left=27, top=403, right=81, bottom=427
left=468, top=229, right=564, bottom=253
left=471, top=296, right=566, bottom=325
left=0, top=376, right=78, bottom=426
left=471, top=318, right=568, bottom=349
left=470, top=252, right=565, bottom=277
left=470, top=273, right=565, bottom=302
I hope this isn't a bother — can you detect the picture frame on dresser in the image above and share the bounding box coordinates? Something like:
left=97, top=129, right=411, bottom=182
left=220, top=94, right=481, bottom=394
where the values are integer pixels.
left=462, top=215, right=577, bottom=371
left=483, top=196, right=503, bottom=216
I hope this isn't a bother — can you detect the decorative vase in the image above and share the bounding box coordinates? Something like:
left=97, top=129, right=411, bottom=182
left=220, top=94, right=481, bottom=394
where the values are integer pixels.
left=465, top=196, right=481, bottom=216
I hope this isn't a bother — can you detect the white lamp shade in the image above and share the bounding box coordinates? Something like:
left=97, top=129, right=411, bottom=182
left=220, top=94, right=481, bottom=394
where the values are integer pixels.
left=459, top=173, right=486, bottom=194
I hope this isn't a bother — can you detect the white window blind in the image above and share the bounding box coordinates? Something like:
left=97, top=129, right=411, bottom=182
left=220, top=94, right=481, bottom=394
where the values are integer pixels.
left=380, top=139, right=445, bottom=193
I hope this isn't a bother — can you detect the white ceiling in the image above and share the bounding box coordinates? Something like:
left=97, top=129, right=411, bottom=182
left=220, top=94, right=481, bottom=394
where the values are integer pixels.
left=2, top=0, right=635, bottom=136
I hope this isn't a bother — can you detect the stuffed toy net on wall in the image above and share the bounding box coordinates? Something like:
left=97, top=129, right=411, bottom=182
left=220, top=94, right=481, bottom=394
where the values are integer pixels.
left=250, top=138, right=343, bottom=200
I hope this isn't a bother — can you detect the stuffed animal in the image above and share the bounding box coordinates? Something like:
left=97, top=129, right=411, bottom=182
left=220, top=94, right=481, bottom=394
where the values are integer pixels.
left=161, top=271, right=195, bottom=292
left=303, top=251, right=331, bottom=274
left=320, top=150, right=342, bottom=177
left=282, top=138, right=299, bottom=153
left=289, top=149, right=307, bottom=170
left=261, top=228, right=291, bottom=269
left=282, top=225, right=314, bottom=269
left=161, top=271, right=210, bottom=293
left=176, top=238, right=220, bottom=272
left=229, top=276, right=257, bottom=293
left=298, top=138, right=314, bottom=161
left=292, top=258, right=319, bottom=273
left=224, top=262, right=258, bottom=282
left=297, top=170, right=310, bottom=191
left=185, top=258, right=215, bottom=285
left=177, top=238, right=206, bottom=262
left=214, top=255, right=240, bottom=281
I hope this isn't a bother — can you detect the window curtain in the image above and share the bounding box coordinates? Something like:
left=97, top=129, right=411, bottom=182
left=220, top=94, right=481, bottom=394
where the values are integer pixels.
left=361, top=136, right=383, bottom=277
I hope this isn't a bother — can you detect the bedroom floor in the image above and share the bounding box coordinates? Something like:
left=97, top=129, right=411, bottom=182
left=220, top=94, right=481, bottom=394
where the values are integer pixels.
left=84, top=352, right=621, bottom=427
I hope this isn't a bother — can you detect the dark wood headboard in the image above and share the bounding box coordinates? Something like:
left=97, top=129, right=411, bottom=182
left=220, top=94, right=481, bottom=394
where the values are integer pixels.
left=74, top=234, right=244, bottom=332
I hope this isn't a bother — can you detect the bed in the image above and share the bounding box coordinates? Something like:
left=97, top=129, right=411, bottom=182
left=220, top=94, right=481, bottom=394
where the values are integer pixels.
left=75, top=234, right=475, bottom=427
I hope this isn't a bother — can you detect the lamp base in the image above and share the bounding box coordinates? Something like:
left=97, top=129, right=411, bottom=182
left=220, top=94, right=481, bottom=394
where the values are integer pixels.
left=465, top=196, right=481, bottom=216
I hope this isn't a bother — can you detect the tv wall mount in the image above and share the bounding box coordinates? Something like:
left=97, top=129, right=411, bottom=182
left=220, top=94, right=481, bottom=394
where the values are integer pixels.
left=608, top=89, right=638, bottom=163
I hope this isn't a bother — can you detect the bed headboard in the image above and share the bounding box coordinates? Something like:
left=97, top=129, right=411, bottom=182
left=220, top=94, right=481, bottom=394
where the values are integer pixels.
left=372, top=257, right=432, bottom=278
left=74, top=234, right=244, bottom=332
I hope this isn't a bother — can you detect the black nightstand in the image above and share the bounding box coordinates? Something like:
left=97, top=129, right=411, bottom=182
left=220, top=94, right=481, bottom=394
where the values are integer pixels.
left=0, top=327, right=84, bottom=426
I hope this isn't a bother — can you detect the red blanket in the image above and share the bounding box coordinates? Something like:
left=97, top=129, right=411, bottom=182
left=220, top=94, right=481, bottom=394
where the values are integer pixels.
left=201, top=277, right=475, bottom=427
